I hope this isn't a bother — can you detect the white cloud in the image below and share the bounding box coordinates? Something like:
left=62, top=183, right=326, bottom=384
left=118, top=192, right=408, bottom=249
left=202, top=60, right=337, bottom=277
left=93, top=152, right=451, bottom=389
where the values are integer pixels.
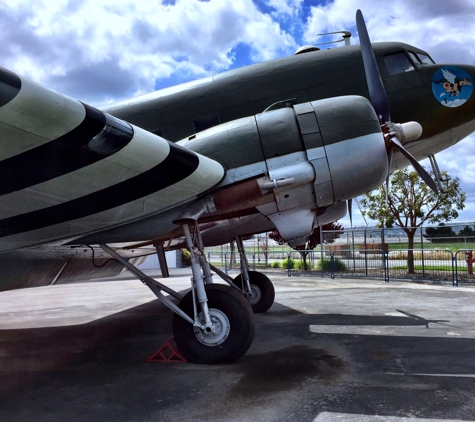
left=0, top=0, right=298, bottom=104
left=303, top=0, right=475, bottom=66
left=1, top=0, right=475, bottom=223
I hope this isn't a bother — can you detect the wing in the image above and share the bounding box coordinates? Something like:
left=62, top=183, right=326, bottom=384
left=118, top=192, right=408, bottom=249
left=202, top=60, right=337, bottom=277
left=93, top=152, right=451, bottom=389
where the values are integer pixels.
left=441, top=68, right=456, bottom=84
left=0, top=67, right=224, bottom=253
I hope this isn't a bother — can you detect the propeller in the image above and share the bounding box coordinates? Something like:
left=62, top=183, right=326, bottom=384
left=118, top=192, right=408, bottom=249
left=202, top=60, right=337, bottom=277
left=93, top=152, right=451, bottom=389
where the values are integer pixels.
left=356, top=10, right=438, bottom=194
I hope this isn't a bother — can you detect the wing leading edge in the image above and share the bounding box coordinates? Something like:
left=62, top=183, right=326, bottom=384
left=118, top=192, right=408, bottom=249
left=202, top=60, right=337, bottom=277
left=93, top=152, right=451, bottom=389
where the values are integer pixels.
left=0, top=67, right=224, bottom=252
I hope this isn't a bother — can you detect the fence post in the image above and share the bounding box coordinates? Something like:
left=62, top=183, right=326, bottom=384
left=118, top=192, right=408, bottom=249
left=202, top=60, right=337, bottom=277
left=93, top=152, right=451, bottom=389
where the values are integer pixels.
left=252, top=253, right=256, bottom=272
left=364, top=227, right=368, bottom=276
left=287, top=252, right=292, bottom=277
left=224, top=252, right=228, bottom=274
left=320, top=245, right=324, bottom=277
left=455, top=250, right=459, bottom=287
left=449, top=249, right=457, bottom=286
left=422, top=248, right=425, bottom=279
left=384, top=250, right=389, bottom=282
left=331, top=253, right=335, bottom=279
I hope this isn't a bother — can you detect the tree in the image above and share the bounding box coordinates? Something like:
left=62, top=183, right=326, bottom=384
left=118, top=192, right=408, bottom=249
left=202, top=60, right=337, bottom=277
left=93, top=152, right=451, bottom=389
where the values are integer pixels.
left=360, top=168, right=465, bottom=273
left=458, top=225, right=475, bottom=242
left=269, top=222, right=344, bottom=270
left=424, top=223, right=457, bottom=244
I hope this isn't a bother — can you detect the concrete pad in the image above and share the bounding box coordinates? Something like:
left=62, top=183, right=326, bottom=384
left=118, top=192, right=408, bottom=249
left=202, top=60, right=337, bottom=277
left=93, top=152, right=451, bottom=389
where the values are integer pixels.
left=1, top=274, right=475, bottom=421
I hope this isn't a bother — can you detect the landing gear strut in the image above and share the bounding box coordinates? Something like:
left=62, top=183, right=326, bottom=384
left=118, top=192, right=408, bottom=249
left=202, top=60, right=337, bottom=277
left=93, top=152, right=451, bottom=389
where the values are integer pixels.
left=209, top=236, right=276, bottom=312
left=233, top=236, right=275, bottom=313
left=100, top=223, right=255, bottom=365
left=173, top=223, right=255, bottom=363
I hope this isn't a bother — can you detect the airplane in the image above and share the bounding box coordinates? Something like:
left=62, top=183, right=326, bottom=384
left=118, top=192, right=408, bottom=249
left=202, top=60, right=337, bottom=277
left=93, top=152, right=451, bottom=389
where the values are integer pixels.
left=0, top=10, right=474, bottom=364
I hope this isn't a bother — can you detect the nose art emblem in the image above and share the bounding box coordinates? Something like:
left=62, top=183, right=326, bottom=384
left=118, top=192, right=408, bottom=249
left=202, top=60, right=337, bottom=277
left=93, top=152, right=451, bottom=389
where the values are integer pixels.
left=432, top=66, right=473, bottom=107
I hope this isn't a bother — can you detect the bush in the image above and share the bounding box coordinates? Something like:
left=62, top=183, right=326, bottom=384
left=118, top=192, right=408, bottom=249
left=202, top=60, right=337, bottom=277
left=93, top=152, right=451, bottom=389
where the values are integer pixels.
left=281, top=257, right=297, bottom=269
left=296, top=260, right=314, bottom=270
left=272, top=261, right=281, bottom=268
left=317, top=258, right=347, bottom=272
left=181, top=249, right=191, bottom=267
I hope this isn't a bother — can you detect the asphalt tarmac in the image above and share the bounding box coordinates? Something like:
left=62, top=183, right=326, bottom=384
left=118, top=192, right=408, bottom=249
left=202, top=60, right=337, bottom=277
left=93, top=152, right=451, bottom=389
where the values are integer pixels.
left=1, top=271, right=475, bottom=422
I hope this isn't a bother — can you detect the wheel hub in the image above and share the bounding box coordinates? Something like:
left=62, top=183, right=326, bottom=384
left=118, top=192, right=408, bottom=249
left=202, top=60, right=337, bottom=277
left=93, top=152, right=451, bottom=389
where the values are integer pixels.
left=194, top=308, right=230, bottom=346
left=248, top=284, right=262, bottom=305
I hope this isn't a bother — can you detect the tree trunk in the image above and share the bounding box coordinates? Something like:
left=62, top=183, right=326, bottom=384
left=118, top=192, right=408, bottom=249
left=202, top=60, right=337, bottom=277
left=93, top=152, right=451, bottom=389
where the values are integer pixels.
left=407, top=231, right=415, bottom=273
left=299, top=251, right=309, bottom=271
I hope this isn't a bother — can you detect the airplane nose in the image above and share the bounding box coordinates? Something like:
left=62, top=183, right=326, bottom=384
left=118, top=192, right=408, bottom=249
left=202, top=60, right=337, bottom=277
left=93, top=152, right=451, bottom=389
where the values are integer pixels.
left=424, top=63, right=475, bottom=149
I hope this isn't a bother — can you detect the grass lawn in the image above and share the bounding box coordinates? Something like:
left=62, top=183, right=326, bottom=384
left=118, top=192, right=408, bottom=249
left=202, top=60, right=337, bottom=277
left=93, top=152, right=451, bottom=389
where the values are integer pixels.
left=392, top=265, right=466, bottom=271
left=388, top=242, right=475, bottom=252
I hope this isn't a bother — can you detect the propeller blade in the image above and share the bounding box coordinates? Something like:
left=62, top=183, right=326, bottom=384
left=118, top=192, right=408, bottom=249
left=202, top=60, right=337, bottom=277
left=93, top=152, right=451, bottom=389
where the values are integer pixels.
left=356, top=10, right=391, bottom=123
left=389, top=137, right=439, bottom=194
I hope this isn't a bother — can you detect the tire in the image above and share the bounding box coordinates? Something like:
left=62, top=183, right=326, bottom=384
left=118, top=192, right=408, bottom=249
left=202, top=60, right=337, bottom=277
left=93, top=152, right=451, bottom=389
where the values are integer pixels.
left=172, top=284, right=255, bottom=364
left=234, top=271, right=275, bottom=313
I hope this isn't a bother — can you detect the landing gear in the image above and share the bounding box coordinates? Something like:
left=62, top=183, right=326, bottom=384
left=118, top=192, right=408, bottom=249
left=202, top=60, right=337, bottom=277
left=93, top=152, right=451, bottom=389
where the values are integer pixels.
left=233, top=271, right=275, bottom=313
left=99, top=221, right=256, bottom=365
left=233, top=236, right=275, bottom=313
left=173, top=284, right=255, bottom=364
left=176, top=223, right=255, bottom=363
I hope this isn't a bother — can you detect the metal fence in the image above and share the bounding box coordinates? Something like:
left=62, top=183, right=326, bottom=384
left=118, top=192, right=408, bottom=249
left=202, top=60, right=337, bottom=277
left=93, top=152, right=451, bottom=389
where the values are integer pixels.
left=320, top=224, right=475, bottom=251
left=386, top=249, right=455, bottom=284
left=204, top=248, right=475, bottom=286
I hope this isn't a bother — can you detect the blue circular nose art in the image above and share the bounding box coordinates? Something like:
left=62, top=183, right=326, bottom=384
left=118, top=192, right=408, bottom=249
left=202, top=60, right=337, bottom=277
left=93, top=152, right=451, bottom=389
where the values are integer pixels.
left=432, top=66, right=473, bottom=107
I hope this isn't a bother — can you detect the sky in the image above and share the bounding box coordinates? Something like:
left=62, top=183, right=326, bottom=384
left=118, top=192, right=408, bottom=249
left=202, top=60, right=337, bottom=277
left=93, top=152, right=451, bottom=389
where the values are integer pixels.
left=1, top=0, right=475, bottom=227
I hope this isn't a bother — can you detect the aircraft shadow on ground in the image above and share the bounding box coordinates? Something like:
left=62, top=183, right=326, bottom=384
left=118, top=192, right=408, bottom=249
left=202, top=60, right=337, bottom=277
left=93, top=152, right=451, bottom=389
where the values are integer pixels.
left=1, top=297, right=474, bottom=421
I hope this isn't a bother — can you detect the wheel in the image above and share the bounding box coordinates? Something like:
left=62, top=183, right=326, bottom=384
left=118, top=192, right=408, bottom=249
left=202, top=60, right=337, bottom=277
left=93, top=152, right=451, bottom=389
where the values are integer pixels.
left=234, top=271, right=275, bottom=313
left=172, top=284, right=255, bottom=364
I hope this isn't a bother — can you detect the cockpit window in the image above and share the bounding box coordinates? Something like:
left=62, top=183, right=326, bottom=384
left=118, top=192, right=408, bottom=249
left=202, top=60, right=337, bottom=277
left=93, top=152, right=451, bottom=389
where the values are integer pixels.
left=407, top=51, right=420, bottom=65
left=416, top=53, right=435, bottom=64
left=384, top=52, right=415, bottom=75
left=408, top=51, right=435, bottom=65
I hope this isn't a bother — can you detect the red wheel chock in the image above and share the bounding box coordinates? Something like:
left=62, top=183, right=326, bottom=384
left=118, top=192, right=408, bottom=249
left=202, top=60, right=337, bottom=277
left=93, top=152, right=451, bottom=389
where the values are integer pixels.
left=146, top=338, right=187, bottom=363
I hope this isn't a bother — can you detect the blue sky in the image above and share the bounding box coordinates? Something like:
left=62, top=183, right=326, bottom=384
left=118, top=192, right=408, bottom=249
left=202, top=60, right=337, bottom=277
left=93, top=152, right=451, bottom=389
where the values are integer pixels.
left=1, top=0, right=475, bottom=226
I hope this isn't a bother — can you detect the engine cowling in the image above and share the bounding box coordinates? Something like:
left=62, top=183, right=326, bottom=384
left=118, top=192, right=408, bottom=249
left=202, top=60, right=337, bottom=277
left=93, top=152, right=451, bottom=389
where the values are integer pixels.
left=296, top=96, right=388, bottom=203
left=179, top=95, right=388, bottom=245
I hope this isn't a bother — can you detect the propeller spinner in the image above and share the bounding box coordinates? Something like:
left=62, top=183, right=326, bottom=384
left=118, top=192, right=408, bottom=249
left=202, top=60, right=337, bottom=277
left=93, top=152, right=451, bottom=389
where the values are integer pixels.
left=356, top=10, right=438, bottom=194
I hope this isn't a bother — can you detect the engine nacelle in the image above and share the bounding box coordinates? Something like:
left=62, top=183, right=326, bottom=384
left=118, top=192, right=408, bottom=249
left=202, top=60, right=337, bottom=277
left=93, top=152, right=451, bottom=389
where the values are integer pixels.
left=179, top=95, right=388, bottom=245
left=294, top=96, right=388, bottom=205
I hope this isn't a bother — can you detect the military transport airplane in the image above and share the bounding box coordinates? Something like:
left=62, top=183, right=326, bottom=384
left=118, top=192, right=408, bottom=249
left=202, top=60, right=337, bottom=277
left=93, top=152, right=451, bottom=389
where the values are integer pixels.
left=0, top=10, right=474, bottom=363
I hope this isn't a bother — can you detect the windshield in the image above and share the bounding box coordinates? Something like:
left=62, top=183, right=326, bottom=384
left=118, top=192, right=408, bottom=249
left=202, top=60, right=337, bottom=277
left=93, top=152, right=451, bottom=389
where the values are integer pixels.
left=408, top=51, right=435, bottom=65
left=384, top=52, right=415, bottom=75
left=417, top=53, right=435, bottom=64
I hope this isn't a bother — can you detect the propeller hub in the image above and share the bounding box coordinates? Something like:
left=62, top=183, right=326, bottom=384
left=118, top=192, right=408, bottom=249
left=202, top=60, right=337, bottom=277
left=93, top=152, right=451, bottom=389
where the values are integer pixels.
left=385, top=121, right=423, bottom=144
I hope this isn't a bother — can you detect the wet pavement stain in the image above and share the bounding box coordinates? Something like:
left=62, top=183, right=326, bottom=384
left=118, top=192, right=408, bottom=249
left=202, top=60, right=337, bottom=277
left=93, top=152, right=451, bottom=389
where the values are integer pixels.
left=232, top=345, right=344, bottom=397
left=370, top=350, right=393, bottom=360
